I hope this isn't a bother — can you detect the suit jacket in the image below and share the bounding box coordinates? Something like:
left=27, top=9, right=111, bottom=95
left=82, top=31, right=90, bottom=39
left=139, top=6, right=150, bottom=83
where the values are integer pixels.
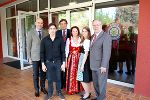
left=27, top=28, right=48, bottom=61
left=56, top=29, right=71, bottom=41
left=90, top=31, right=112, bottom=70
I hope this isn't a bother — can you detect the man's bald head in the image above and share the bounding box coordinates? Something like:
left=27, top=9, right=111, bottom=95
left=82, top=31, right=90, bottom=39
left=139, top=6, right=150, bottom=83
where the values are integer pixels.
left=92, top=20, right=102, bottom=34
left=35, top=18, right=43, bottom=30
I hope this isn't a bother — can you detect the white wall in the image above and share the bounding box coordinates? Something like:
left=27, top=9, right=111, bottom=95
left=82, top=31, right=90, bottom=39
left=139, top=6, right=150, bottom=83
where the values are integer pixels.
left=0, top=7, right=8, bottom=57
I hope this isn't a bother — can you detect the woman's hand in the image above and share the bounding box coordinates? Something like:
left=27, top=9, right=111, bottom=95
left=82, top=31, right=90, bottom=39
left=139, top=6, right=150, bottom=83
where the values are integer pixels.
left=80, top=64, right=84, bottom=72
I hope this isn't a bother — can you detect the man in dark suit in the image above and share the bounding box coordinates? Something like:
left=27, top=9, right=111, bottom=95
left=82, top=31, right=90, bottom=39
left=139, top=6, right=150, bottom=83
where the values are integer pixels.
left=90, top=20, right=112, bottom=100
left=56, top=19, right=70, bottom=89
left=27, top=18, right=48, bottom=97
left=56, top=19, right=70, bottom=42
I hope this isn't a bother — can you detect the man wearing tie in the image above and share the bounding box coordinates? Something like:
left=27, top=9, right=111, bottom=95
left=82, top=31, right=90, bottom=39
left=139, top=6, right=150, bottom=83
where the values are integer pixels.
left=27, top=18, right=48, bottom=97
left=90, top=20, right=112, bottom=100
left=56, top=19, right=70, bottom=42
left=56, top=19, right=70, bottom=89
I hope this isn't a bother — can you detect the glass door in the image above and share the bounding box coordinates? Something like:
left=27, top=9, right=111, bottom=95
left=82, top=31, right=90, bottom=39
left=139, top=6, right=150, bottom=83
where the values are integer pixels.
left=70, top=9, right=90, bottom=30
left=18, top=11, right=37, bottom=70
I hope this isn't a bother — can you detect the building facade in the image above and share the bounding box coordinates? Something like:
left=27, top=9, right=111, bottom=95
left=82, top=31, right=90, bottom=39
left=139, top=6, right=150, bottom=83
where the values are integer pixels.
left=0, top=0, right=150, bottom=97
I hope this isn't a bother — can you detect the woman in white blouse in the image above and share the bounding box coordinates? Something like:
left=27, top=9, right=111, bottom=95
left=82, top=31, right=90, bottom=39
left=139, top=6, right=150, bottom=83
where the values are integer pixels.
left=77, top=27, right=92, bottom=100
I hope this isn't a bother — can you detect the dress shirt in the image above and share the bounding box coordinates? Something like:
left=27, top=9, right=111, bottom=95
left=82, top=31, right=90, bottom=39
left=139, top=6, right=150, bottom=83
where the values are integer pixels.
left=40, top=35, right=65, bottom=63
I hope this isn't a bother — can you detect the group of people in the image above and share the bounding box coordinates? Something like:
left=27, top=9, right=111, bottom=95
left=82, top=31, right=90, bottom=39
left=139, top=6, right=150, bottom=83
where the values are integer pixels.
left=27, top=18, right=112, bottom=100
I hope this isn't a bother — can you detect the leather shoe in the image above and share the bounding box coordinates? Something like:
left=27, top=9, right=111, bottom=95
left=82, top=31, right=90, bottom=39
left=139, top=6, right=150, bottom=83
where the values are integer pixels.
left=35, top=91, right=40, bottom=97
left=91, top=98, right=97, bottom=100
left=57, top=92, right=65, bottom=99
left=44, top=94, right=50, bottom=100
left=41, top=88, right=48, bottom=94
left=81, top=93, right=91, bottom=100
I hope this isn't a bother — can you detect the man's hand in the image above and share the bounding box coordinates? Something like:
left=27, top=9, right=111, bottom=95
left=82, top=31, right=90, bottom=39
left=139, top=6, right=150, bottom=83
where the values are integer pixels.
left=100, top=67, right=107, bottom=74
left=61, top=62, right=65, bottom=72
left=28, top=58, right=32, bottom=64
left=42, top=63, right=47, bottom=72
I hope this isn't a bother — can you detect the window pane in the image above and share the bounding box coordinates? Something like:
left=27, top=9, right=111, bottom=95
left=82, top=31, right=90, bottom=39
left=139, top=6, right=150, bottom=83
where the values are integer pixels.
left=16, top=0, right=37, bottom=14
left=71, top=10, right=89, bottom=30
left=95, top=4, right=139, bottom=84
left=6, top=6, right=16, bottom=17
left=52, top=13, right=66, bottom=29
left=40, top=12, right=48, bottom=29
left=39, top=0, right=48, bottom=11
left=76, top=0, right=91, bottom=3
left=51, top=0, right=69, bottom=8
left=6, top=18, right=18, bottom=57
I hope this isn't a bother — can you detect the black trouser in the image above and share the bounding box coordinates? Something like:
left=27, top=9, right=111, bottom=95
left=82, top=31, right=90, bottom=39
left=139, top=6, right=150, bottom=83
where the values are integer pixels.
left=61, top=70, right=66, bottom=89
left=45, top=60, right=62, bottom=97
left=32, top=61, right=46, bottom=92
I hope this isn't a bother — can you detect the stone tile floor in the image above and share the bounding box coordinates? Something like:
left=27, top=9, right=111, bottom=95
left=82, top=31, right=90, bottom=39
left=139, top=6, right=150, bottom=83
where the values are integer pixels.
left=0, top=62, right=150, bottom=100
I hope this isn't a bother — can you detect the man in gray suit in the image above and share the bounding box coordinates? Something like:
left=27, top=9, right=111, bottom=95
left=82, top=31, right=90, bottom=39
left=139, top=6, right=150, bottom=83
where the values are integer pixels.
left=27, top=18, right=48, bottom=97
left=90, top=20, right=112, bottom=100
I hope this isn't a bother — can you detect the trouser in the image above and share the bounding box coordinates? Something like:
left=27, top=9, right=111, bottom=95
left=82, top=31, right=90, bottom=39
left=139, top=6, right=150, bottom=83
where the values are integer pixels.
left=92, top=69, right=108, bottom=100
left=32, top=61, right=46, bottom=91
left=45, top=60, right=62, bottom=96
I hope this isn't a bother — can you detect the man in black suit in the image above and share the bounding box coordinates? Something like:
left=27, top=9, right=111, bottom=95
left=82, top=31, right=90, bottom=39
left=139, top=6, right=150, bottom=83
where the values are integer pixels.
left=56, top=19, right=70, bottom=42
left=56, top=19, right=70, bottom=89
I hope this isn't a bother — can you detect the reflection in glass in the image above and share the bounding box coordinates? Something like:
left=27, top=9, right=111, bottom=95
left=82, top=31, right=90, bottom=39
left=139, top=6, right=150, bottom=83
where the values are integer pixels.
left=52, top=13, right=66, bottom=29
left=16, top=0, right=37, bottom=14
left=40, top=12, right=48, bottom=29
left=39, top=0, right=48, bottom=11
left=71, top=10, right=89, bottom=30
left=6, top=18, right=18, bottom=57
left=21, top=18, right=27, bottom=59
left=50, top=0, right=69, bottom=8
left=95, top=4, right=139, bottom=84
left=6, top=6, right=16, bottom=17
left=22, top=15, right=36, bottom=60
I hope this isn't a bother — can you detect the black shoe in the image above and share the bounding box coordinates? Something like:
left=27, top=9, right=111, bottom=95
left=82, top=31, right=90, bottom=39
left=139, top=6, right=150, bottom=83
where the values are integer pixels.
left=117, top=70, right=123, bottom=74
left=57, top=92, right=65, bottom=100
left=81, top=93, right=91, bottom=100
left=35, top=90, right=40, bottom=97
left=91, top=98, right=97, bottom=100
left=41, top=88, right=48, bottom=94
left=44, top=94, right=50, bottom=100
left=131, top=70, right=135, bottom=74
left=125, top=71, right=131, bottom=75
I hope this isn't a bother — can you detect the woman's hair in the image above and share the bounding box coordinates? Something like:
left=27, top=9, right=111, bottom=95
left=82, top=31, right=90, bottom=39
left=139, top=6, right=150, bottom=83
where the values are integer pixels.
left=70, top=26, right=80, bottom=37
left=80, top=26, right=91, bottom=43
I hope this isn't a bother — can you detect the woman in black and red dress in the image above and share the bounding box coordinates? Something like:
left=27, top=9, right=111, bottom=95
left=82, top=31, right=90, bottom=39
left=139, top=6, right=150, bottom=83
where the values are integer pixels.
left=65, top=26, right=83, bottom=94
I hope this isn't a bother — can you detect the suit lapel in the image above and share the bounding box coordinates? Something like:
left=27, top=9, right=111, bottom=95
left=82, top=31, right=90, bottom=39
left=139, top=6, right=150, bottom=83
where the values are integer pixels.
left=91, top=31, right=104, bottom=48
left=34, top=29, right=41, bottom=41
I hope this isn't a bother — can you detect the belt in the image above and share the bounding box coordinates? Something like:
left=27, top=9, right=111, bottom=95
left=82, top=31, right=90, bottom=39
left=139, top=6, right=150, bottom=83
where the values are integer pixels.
left=46, top=60, right=60, bottom=63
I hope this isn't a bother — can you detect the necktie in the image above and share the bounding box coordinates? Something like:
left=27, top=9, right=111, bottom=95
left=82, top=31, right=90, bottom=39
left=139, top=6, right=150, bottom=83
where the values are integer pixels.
left=92, top=33, right=97, bottom=46
left=38, top=31, right=41, bottom=40
left=63, top=30, right=66, bottom=42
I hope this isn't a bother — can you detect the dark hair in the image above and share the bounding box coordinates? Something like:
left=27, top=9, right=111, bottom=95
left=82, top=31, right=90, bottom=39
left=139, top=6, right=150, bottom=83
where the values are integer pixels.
left=102, top=24, right=107, bottom=32
left=81, top=26, right=91, bottom=43
left=48, top=23, right=57, bottom=29
left=70, top=26, right=80, bottom=37
left=59, top=19, right=68, bottom=24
